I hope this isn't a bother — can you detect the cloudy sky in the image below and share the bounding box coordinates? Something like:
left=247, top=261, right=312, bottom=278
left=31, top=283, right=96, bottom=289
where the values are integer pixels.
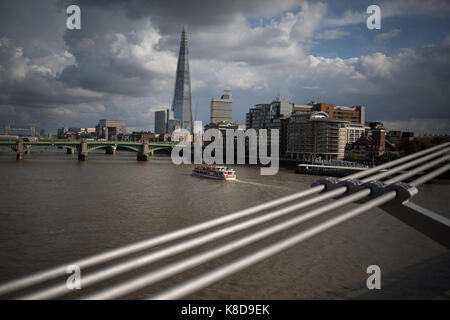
left=1, top=0, right=450, bottom=134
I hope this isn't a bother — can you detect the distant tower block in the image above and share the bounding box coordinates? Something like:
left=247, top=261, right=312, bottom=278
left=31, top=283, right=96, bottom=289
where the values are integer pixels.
left=155, top=110, right=167, bottom=134
left=210, top=90, right=233, bottom=124
left=5, top=123, right=10, bottom=136
left=171, top=25, right=193, bottom=132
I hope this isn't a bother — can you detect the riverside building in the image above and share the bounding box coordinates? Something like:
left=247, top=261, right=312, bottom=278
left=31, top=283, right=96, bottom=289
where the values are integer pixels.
left=286, top=111, right=365, bottom=161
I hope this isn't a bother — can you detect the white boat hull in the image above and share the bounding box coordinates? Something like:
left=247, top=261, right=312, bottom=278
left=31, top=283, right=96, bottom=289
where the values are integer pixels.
left=192, top=171, right=236, bottom=181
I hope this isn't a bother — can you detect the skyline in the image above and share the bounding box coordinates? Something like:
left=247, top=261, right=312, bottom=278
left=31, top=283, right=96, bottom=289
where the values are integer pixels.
left=0, top=0, right=450, bottom=134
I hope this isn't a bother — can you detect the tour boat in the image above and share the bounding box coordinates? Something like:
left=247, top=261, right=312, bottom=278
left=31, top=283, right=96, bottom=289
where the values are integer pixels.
left=192, top=165, right=236, bottom=180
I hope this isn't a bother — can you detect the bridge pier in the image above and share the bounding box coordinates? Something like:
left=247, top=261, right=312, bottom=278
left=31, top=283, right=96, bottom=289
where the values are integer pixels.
left=137, top=140, right=149, bottom=161
left=66, top=148, right=75, bottom=155
left=78, top=138, right=88, bottom=161
left=16, top=138, right=24, bottom=160
left=105, top=146, right=117, bottom=155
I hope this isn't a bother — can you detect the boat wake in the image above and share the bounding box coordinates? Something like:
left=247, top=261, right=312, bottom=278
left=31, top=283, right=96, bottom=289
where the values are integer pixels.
left=233, top=179, right=291, bottom=190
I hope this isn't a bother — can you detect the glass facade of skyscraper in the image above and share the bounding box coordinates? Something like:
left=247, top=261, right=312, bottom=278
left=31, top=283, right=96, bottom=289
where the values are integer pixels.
left=171, top=25, right=192, bottom=132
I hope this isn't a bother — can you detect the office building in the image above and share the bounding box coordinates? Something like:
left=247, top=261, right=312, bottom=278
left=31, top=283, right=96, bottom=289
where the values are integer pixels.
left=246, top=95, right=293, bottom=155
left=210, top=90, right=233, bottom=124
left=155, top=110, right=167, bottom=134
left=167, top=119, right=180, bottom=135
left=96, top=119, right=126, bottom=140
left=286, top=111, right=365, bottom=160
left=246, top=95, right=292, bottom=130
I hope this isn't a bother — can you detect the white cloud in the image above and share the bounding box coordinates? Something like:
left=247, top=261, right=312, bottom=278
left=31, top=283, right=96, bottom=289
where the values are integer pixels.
left=0, top=37, right=28, bottom=81
left=290, top=1, right=328, bottom=42
left=189, top=2, right=329, bottom=66
left=109, top=22, right=177, bottom=77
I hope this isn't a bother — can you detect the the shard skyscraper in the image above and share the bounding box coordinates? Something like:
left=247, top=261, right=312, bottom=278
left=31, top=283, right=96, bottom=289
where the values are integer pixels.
left=171, top=25, right=193, bottom=132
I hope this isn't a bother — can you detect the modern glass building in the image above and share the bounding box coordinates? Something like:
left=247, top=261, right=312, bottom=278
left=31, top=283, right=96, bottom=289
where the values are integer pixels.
left=171, top=25, right=193, bottom=132
left=154, top=110, right=167, bottom=134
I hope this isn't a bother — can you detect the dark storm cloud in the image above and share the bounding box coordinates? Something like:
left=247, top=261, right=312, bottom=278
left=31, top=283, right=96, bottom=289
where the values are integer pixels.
left=56, top=0, right=300, bottom=33
left=59, top=32, right=157, bottom=97
left=0, top=37, right=102, bottom=108
left=0, top=0, right=67, bottom=56
left=51, top=4, right=177, bottom=98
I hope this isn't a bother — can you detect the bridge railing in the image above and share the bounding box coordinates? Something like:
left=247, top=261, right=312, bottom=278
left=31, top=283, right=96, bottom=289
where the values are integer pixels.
left=0, top=142, right=449, bottom=299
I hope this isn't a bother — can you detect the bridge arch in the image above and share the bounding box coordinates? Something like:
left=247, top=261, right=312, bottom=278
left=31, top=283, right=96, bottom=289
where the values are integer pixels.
left=149, top=147, right=171, bottom=153
left=0, top=144, right=16, bottom=152
left=87, top=145, right=140, bottom=153
left=116, top=145, right=140, bottom=153
left=25, top=145, right=77, bottom=152
left=87, top=145, right=171, bottom=154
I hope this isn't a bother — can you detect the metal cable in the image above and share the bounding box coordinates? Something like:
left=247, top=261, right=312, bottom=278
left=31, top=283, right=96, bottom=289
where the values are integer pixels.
left=149, top=191, right=397, bottom=300
left=83, top=156, right=449, bottom=300
left=82, top=189, right=372, bottom=300
left=149, top=164, right=446, bottom=300
left=360, top=147, right=450, bottom=183
left=340, top=142, right=450, bottom=181
left=0, top=185, right=323, bottom=296
left=19, top=187, right=347, bottom=299
left=383, top=155, right=450, bottom=185
left=409, top=163, right=450, bottom=187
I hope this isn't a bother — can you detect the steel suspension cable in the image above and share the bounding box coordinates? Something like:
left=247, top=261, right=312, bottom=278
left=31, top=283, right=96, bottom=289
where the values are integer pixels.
left=0, top=186, right=323, bottom=296
left=149, top=165, right=447, bottom=300
left=340, top=142, right=450, bottom=181
left=82, top=157, right=449, bottom=299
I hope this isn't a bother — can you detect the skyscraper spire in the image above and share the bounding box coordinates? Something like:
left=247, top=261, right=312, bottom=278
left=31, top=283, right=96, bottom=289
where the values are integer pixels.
left=171, top=25, right=192, bottom=131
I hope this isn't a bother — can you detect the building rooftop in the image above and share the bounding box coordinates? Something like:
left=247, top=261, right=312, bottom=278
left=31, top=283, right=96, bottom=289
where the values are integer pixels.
left=335, top=105, right=363, bottom=111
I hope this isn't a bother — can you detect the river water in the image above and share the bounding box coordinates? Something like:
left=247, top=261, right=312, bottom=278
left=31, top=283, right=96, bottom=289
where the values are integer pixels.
left=0, top=148, right=449, bottom=299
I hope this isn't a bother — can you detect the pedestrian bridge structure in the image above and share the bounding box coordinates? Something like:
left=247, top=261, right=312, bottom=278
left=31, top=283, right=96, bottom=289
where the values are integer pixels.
left=0, top=142, right=449, bottom=299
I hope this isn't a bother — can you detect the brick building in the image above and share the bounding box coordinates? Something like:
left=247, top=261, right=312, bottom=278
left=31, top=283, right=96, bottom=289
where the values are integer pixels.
left=293, top=102, right=365, bottom=124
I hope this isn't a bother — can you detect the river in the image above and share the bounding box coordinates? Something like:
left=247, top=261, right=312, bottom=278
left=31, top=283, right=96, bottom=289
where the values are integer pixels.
left=0, top=148, right=448, bottom=299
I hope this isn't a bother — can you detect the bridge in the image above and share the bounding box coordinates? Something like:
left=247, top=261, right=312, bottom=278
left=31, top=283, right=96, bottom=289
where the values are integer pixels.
left=0, top=142, right=448, bottom=299
left=0, top=138, right=175, bottom=161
